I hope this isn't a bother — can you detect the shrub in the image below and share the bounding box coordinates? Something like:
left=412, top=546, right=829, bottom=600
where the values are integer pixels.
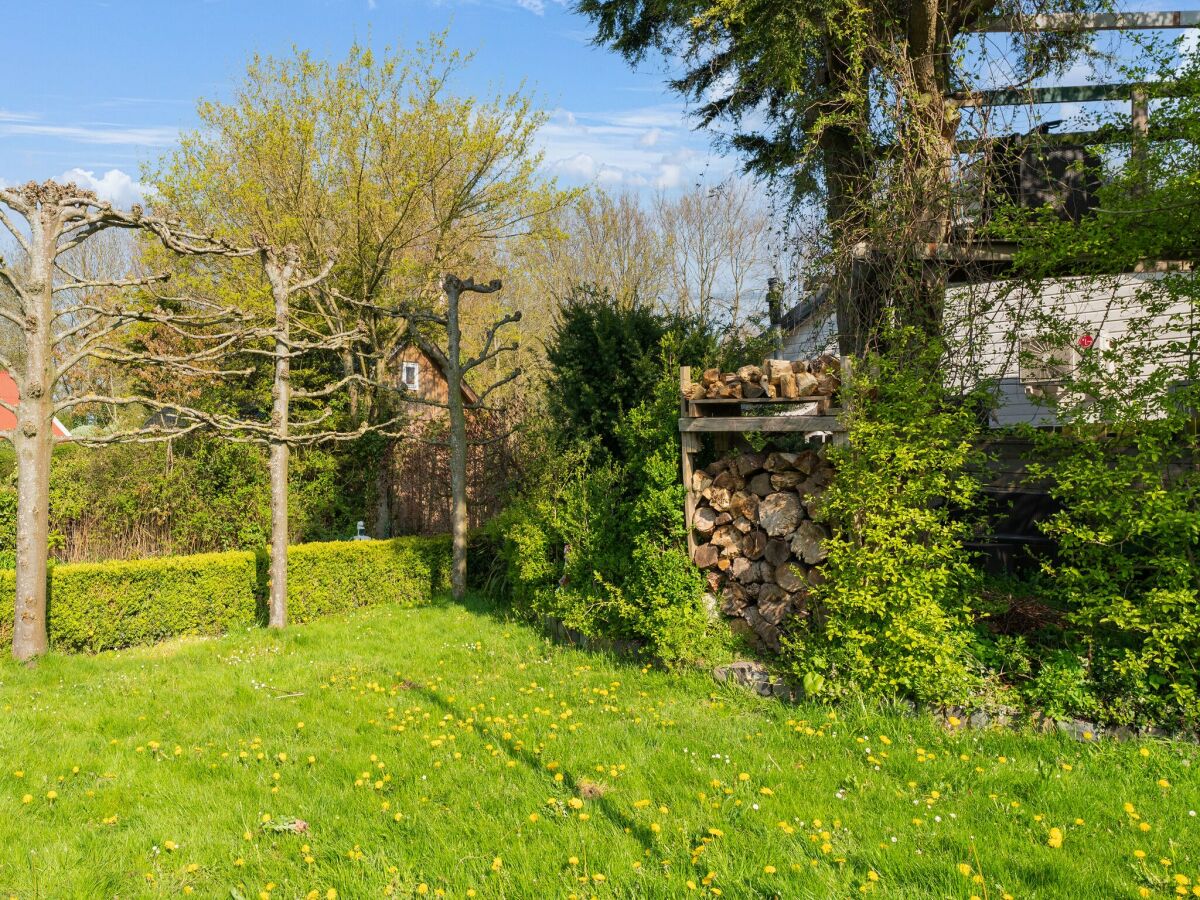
left=785, top=341, right=986, bottom=705
left=497, top=337, right=717, bottom=667
left=0, top=535, right=452, bottom=654
left=284, top=536, right=452, bottom=624
left=0, top=551, right=259, bottom=653
left=545, top=288, right=724, bottom=458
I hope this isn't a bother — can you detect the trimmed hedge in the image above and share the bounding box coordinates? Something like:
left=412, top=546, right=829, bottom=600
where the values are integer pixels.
left=0, top=535, right=452, bottom=654
left=284, top=536, right=452, bottom=624
left=0, top=551, right=258, bottom=654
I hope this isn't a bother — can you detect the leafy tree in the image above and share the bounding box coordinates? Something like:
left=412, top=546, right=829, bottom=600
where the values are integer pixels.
left=545, top=288, right=717, bottom=458
left=150, top=37, right=568, bottom=528
left=577, top=0, right=1103, bottom=352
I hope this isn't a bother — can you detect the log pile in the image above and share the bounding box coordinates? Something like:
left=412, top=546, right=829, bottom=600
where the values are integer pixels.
left=683, top=355, right=842, bottom=401
left=690, top=450, right=835, bottom=652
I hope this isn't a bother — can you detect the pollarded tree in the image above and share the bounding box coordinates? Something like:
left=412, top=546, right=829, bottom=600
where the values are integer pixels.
left=403, top=275, right=522, bottom=599
left=0, top=180, right=254, bottom=660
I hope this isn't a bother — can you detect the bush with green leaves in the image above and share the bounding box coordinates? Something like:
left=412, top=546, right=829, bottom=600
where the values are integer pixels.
left=0, top=535, right=451, bottom=654
left=785, top=341, right=987, bottom=705
left=0, top=551, right=259, bottom=653
left=284, top=535, right=452, bottom=624
left=0, top=435, right=370, bottom=563
left=496, top=312, right=727, bottom=666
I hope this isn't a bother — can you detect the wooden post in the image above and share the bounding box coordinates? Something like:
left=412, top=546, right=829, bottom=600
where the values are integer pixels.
left=679, top=365, right=699, bottom=559
left=834, top=355, right=854, bottom=447
left=681, top=431, right=702, bottom=559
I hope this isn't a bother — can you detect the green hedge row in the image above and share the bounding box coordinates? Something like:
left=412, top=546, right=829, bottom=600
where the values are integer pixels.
left=285, top=535, right=452, bottom=624
left=0, top=536, right=451, bottom=654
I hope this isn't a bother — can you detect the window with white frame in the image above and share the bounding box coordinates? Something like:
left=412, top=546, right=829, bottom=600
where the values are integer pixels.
left=401, top=361, right=420, bottom=391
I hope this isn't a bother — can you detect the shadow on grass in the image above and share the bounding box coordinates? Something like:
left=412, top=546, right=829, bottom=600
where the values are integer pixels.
left=409, top=668, right=660, bottom=857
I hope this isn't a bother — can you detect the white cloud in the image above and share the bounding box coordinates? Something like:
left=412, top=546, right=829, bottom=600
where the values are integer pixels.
left=58, top=168, right=148, bottom=209
left=0, top=109, right=37, bottom=123
left=554, top=153, right=598, bottom=179
left=1, top=122, right=178, bottom=146
left=539, top=103, right=733, bottom=192
left=516, top=0, right=545, bottom=12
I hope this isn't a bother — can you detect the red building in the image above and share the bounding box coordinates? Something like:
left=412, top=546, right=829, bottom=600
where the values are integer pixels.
left=0, top=371, right=72, bottom=439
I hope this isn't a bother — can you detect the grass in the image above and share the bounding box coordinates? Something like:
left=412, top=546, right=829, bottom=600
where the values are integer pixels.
left=0, top=596, right=1196, bottom=899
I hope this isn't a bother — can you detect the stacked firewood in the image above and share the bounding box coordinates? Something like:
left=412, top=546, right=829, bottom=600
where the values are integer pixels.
left=690, top=450, right=835, bottom=652
left=684, top=355, right=842, bottom=401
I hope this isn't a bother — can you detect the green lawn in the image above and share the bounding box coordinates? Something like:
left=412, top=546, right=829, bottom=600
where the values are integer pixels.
left=0, top=597, right=1196, bottom=899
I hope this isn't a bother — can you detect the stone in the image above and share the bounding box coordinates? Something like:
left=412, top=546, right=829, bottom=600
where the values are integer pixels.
left=714, top=512, right=733, bottom=527
left=759, top=492, right=803, bottom=537
left=748, top=472, right=775, bottom=497
left=731, top=516, right=754, bottom=534
left=775, top=562, right=806, bottom=593
left=756, top=560, right=777, bottom=583
left=713, top=659, right=770, bottom=689
left=701, top=592, right=721, bottom=623
left=764, top=538, right=791, bottom=566
left=704, top=570, right=722, bottom=592
left=691, top=470, right=713, bottom=494
left=744, top=582, right=761, bottom=600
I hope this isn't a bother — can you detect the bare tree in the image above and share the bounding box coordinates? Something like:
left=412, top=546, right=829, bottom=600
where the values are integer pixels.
left=258, top=245, right=340, bottom=628
left=656, top=179, right=773, bottom=332
left=0, top=180, right=254, bottom=661
left=402, top=275, right=521, bottom=599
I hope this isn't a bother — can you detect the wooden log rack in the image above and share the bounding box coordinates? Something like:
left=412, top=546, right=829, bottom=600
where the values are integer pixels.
left=678, top=360, right=851, bottom=557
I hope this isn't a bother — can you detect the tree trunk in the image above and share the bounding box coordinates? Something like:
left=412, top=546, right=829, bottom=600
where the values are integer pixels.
left=11, top=250, right=54, bottom=661
left=267, top=256, right=292, bottom=629
left=12, top=403, right=52, bottom=661
left=373, top=449, right=392, bottom=538
left=445, top=280, right=469, bottom=600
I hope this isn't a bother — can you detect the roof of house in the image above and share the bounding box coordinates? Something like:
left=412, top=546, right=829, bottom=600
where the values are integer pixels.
left=0, top=371, right=72, bottom=439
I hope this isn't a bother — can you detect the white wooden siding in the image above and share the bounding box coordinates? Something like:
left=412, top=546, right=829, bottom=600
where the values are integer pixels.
left=782, top=272, right=1197, bottom=426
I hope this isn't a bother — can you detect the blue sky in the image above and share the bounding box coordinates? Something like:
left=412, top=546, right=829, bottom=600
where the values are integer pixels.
left=3, top=1, right=1199, bottom=211
left=0, top=0, right=732, bottom=207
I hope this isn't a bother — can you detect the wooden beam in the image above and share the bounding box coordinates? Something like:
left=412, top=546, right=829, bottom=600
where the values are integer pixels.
left=679, top=415, right=843, bottom=434
left=954, top=83, right=1172, bottom=108
left=971, top=10, right=1200, bottom=33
